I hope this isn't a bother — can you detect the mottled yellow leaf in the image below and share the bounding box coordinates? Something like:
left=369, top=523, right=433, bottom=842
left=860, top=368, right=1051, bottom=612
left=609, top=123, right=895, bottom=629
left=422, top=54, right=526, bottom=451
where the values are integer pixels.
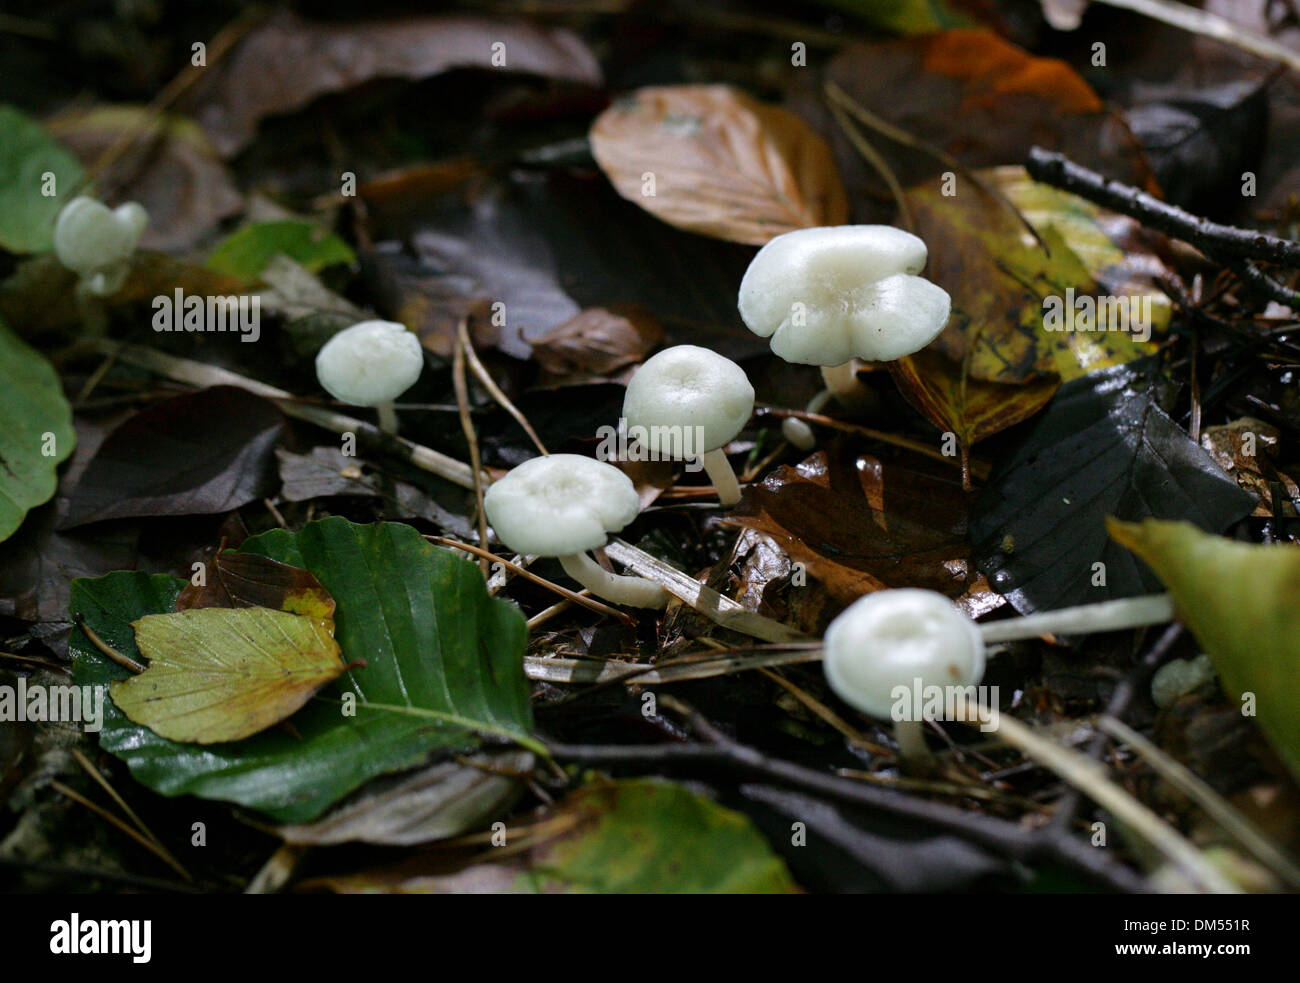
left=113, top=606, right=345, bottom=744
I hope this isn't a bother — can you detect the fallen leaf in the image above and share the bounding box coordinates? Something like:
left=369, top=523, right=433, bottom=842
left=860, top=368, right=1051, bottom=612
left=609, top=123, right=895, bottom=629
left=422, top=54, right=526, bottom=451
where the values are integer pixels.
left=71, top=518, right=534, bottom=822
left=206, top=219, right=355, bottom=281
left=0, top=317, right=75, bottom=542
left=304, top=778, right=799, bottom=893
left=190, top=10, right=602, bottom=157
left=0, top=104, right=84, bottom=253
left=47, top=106, right=243, bottom=252
left=175, top=549, right=335, bottom=628
left=726, top=448, right=979, bottom=603
left=590, top=84, right=848, bottom=245
left=1109, top=519, right=1300, bottom=782
left=113, top=606, right=345, bottom=744
left=531, top=307, right=663, bottom=385
left=799, top=28, right=1154, bottom=221
left=1199, top=418, right=1299, bottom=518
left=970, top=360, right=1256, bottom=614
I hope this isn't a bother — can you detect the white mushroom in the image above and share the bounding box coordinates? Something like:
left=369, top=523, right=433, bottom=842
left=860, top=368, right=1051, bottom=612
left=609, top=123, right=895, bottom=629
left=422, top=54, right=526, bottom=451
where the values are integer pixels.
left=315, top=320, right=423, bottom=434
left=823, top=588, right=985, bottom=761
left=621, top=344, right=754, bottom=506
left=53, top=196, right=148, bottom=297
left=484, top=454, right=668, bottom=609
left=739, top=225, right=950, bottom=447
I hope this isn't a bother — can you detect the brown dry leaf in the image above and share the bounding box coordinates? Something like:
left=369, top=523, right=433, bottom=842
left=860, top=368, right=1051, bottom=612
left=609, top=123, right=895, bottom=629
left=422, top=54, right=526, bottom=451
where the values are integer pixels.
left=532, top=307, right=664, bottom=385
left=725, top=448, right=980, bottom=604
left=175, top=549, right=336, bottom=630
left=589, top=84, right=848, bottom=245
left=802, top=27, right=1154, bottom=221
left=1200, top=418, right=1299, bottom=518
left=190, top=9, right=603, bottom=157
left=48, top=106, right=243, bottom=252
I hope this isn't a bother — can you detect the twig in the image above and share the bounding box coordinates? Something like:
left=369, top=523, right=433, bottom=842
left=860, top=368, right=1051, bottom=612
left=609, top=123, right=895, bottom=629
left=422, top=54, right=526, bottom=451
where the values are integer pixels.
left=426, top=536, right=636, bottom=625
left=460, top=322, right=548, bottom=456
left=1026, top=148, right=1300, bottom=307
left=49, top=780, right=192, bottom=882
left=525, top=646, right=821, bottom=686
left=453, top=320, right=490, bottom=576
left=71, top=614, right=145, bottom=674
left=824, top=89, right=913, bottom=232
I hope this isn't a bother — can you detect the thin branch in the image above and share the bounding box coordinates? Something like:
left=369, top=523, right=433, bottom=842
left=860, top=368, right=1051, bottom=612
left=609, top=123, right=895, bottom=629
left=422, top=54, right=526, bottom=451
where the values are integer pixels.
left=452, top=320, right=490, bottom=576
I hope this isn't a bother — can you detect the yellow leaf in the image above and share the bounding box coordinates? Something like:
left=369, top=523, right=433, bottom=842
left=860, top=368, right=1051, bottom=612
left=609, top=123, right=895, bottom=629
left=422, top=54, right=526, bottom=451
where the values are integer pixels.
left=113, top=606, right=346, bottom=744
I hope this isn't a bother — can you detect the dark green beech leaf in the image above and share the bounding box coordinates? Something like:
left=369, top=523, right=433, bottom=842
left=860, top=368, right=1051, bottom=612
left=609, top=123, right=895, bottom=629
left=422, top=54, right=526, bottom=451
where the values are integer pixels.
left=970, top=360, right=1255, bottom=614
left=71, top=518, right=534, bottom=822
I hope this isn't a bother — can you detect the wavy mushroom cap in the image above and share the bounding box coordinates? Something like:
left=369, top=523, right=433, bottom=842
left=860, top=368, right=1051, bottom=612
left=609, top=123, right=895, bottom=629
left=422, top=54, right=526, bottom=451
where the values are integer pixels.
left=53, top=196, right=147, bottom=280
left=622, top=345, right=755, bottom=456
left=738, top=225, right=951, bottom=366
left=315, top=320, right=424, bottom=406
left=484, top=454, right=641, bottom=557
left=823, top=588, right=985, bottom=720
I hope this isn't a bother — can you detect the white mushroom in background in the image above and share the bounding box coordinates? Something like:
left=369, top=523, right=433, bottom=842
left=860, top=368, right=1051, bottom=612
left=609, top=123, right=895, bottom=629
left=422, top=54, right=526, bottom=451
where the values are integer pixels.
left=53, top=196, right=148, bottom=297
left=484, top=454, right=668, bottom=609
left=621, top=344, right=755, bottom=506
left=738, top=225, right=950, bottom=449
left=823, top=588, right=986, bottom=761
left=315, top=320, right=424, bottom=434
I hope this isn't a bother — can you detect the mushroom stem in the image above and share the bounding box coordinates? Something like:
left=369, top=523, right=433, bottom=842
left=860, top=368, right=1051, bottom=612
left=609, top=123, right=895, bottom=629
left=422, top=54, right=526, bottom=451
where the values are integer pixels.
left=893, top=719, right=934, bottom=762
left=376, top=400, right=399, bottom=435
left=700, top=448, right=742, bottom=506
left=782, top=389, right=832, bottom=451
left=979, top=593, right=1177, bottom=645
left=558, top=552, right=668, bottom=609
left=819, top=360, right=874, bottom=413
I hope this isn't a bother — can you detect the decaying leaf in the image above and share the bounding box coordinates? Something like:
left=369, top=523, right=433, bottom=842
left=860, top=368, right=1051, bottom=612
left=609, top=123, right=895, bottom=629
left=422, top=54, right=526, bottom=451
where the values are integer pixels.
left=175, top=549, right=335, bottom=628
left=191, top=9, right=602, bottom=156
left=114, top=606, right=345, bottom=744
left=590, top=85, right=848, bottom=245
left=531, top=307, right=663, bottom=385
left=1109, top=519, right=1300, bottom=782
left=1199, top=418, right=1299, bottom=518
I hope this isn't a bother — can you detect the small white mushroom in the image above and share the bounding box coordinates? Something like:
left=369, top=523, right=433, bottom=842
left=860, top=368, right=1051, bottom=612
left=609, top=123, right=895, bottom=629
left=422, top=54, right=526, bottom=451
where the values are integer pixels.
left=315, top=320, right=423, bottom=434
left=484, top=454, right=668, bottom=609
left=53, top=196, right=148, bottom=297
left=621, top=345, right=754, bottom=506
left=739, top=225, right=950, bottom=447
left=823, top=588, right=985, bottom=760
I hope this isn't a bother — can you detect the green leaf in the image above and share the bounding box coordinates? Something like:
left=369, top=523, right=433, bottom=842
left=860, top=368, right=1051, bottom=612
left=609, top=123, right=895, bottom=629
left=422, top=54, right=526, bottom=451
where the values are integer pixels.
left=71, top=517, right=533, bottom=822
left=205, top=220, right=355, bottom=280
left=114, top=607, right=346, bottom=744
left=312, top=779, right=800, bottom=893
left=0, top=104, right=86, bottom=253
left=1108, top=519, right=1300, bottom=780
left=0, top=317, right=75, bottom=542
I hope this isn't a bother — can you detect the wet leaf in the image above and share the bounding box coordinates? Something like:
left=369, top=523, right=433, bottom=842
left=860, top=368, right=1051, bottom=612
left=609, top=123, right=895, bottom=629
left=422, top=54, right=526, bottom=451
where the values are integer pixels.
left=1199, top=418, right=1299, bottom=519
left=726, top=448, right=979, bottom=603
left=48, top=106, right=243, bottom=253
left=113, top=606, right=345, bottom=744
left=0, top=317, right=75, bottom=542
left=307, top=778, right=799, bottom=893
left=531, top=307, right=663, bottom=385
left=191, top=9, right=602, bottom=157
left=278, top=750, right=531, bottom=846
left=70, top=518, right=533, bottom=822
left=175, top=550, right=335, bottom=627
left=803, top=28, right=1153, bottom=221
left=0, top=104, right=84, bottom=253
left=590, top=84, right=848, bottom=245
left=61, top=387, right=284, bottom=528
left=970, top=361, right=1256, bottom=614
left=1108, top=519, right=1300, bottom=781
left=206, top=220, right=355, bottom=281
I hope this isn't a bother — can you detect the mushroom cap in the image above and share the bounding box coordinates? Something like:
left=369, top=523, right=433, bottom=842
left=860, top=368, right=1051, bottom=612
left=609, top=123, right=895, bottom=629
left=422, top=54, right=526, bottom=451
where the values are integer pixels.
left=738, top=225, right=951, bottom=366
left=484, top=454, right=641, bottom=557
left=622, top=345, right=755, bottom=456
left=823, top=588, right=985, bottom=719
left=315, top=320, right=424, bottom=407
left=53, top=196, right=147, bottom=280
